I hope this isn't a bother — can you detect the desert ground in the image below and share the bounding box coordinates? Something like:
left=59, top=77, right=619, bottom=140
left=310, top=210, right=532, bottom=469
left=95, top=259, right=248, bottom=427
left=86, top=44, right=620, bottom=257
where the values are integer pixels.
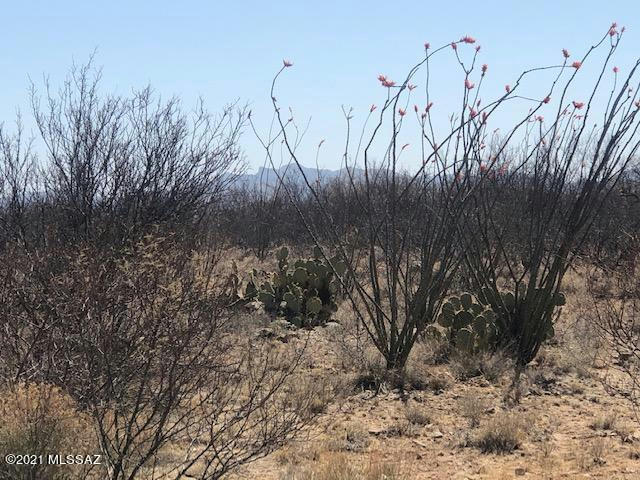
left=206, top=252, right=640, bottom=480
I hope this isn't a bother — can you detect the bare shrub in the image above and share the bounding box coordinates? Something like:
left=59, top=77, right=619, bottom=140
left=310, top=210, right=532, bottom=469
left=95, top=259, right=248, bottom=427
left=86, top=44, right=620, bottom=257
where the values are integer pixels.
left=0, top=120, right=36, bottom=250
left=0, top=235, right=318, bottom=480
left=585, top=251, right=640, bottom=427
left=0, top=61, right=246, bottom=251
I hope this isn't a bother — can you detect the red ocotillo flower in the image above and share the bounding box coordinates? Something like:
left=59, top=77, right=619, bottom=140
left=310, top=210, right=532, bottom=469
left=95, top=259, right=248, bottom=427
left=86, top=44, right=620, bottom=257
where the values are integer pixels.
left=505, top=84, right=511, bottom=93
left=283, top=59, right=293, bottom=67
left=461, top=35, right=476, bottom=44
left=613, top=66, right=619, bottom=73
left=562, top=49, right=570, bottom=58
left=543, top=96, right=551, bottom=104
left=465, top=78, right=475, bottom=90
left=425, top=102, right=434, bottom=112
left=481, top=64, right=488, bottom=74
left=398, top=108, right=406, bottom=116
left=573, top=101, right=585, bottom=109
left=572, top=61, right=582, bottom=69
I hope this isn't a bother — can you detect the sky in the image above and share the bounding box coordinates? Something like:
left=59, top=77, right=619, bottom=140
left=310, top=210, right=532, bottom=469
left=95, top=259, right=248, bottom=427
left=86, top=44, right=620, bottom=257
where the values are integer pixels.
left=1, top=1, right=640, bottom=173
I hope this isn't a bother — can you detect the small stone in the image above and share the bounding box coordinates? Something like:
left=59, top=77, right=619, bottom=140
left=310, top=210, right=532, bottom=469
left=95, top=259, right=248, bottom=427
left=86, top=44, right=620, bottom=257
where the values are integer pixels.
left=430, top=430, right=444, bottom=439
left=515, top=467, right=526, bottom=476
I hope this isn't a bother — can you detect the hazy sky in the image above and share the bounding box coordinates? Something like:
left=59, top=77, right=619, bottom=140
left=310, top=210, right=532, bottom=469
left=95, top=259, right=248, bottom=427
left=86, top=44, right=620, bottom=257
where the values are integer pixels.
left=1, top=1, right=639, bottom=172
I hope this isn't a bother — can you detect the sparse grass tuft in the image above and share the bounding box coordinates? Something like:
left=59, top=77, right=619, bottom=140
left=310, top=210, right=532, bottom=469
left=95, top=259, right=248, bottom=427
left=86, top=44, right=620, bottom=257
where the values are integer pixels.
left=279, top=453, right=408, bottom=480
left=590, top=412, right=618, bottom=431
left=449, top=351, right=510, bottom=383
left=459, top=393, right=490, bottom=428
left=383, top=420, right=419, bottom=438
left=473, top=412, right=527, bottom=454
left=327, top=423, right=371, bottom=453
left=404, top=405, right=431, bottom=426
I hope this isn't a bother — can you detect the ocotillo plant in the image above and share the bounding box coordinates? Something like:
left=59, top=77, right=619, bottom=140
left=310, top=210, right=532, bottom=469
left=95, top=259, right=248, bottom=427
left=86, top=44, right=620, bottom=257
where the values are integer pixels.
left=458, top=24, right=640, bottom=391
left=253, top=24, right=640, bottom=374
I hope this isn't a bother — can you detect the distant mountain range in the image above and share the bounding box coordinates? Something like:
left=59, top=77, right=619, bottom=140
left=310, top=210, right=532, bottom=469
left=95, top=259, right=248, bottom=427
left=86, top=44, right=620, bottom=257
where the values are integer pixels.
left=234, top=164, right=363, bottom=189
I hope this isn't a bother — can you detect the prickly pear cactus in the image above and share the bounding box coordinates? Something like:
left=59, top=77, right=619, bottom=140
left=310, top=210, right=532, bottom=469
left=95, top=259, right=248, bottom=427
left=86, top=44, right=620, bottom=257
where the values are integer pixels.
left=249, top=246, right=347, bottom=328
left=476, top=285, right=565, bottom=343
left=437, top=292, right=499, bottom=353
left=223, top=261, right=262, bottom=306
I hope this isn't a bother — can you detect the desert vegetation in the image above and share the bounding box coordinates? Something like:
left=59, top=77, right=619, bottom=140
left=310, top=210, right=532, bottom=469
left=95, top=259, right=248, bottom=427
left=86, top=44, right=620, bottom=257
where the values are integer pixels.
left=3, top=22, right=640, bottom=479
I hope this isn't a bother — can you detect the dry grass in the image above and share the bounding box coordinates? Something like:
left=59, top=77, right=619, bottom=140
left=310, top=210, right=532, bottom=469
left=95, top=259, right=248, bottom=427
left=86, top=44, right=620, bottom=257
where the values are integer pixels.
left=0, top=382, right=100, bottom=479
left=576, top=437, right=609, bottom=470
left=403, top=405, right=431, bottom=426
left=473, top=412, right=529, bottom=454
left=327, top=423, right=371, bottom=453
left=279, top=453, right=408, bottom=480
left=459, top=393, right=491, bottom=428
left=383, top=420, right=420, bottom=438
left=590, top=412, right=618, bottom=431
left=448, top=351, right=511, bottom=383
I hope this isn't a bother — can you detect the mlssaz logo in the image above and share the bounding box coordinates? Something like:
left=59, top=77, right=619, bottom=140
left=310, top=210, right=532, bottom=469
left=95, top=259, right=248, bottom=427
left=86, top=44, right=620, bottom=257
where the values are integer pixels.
left=47, top=455, right=102, bottom=465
